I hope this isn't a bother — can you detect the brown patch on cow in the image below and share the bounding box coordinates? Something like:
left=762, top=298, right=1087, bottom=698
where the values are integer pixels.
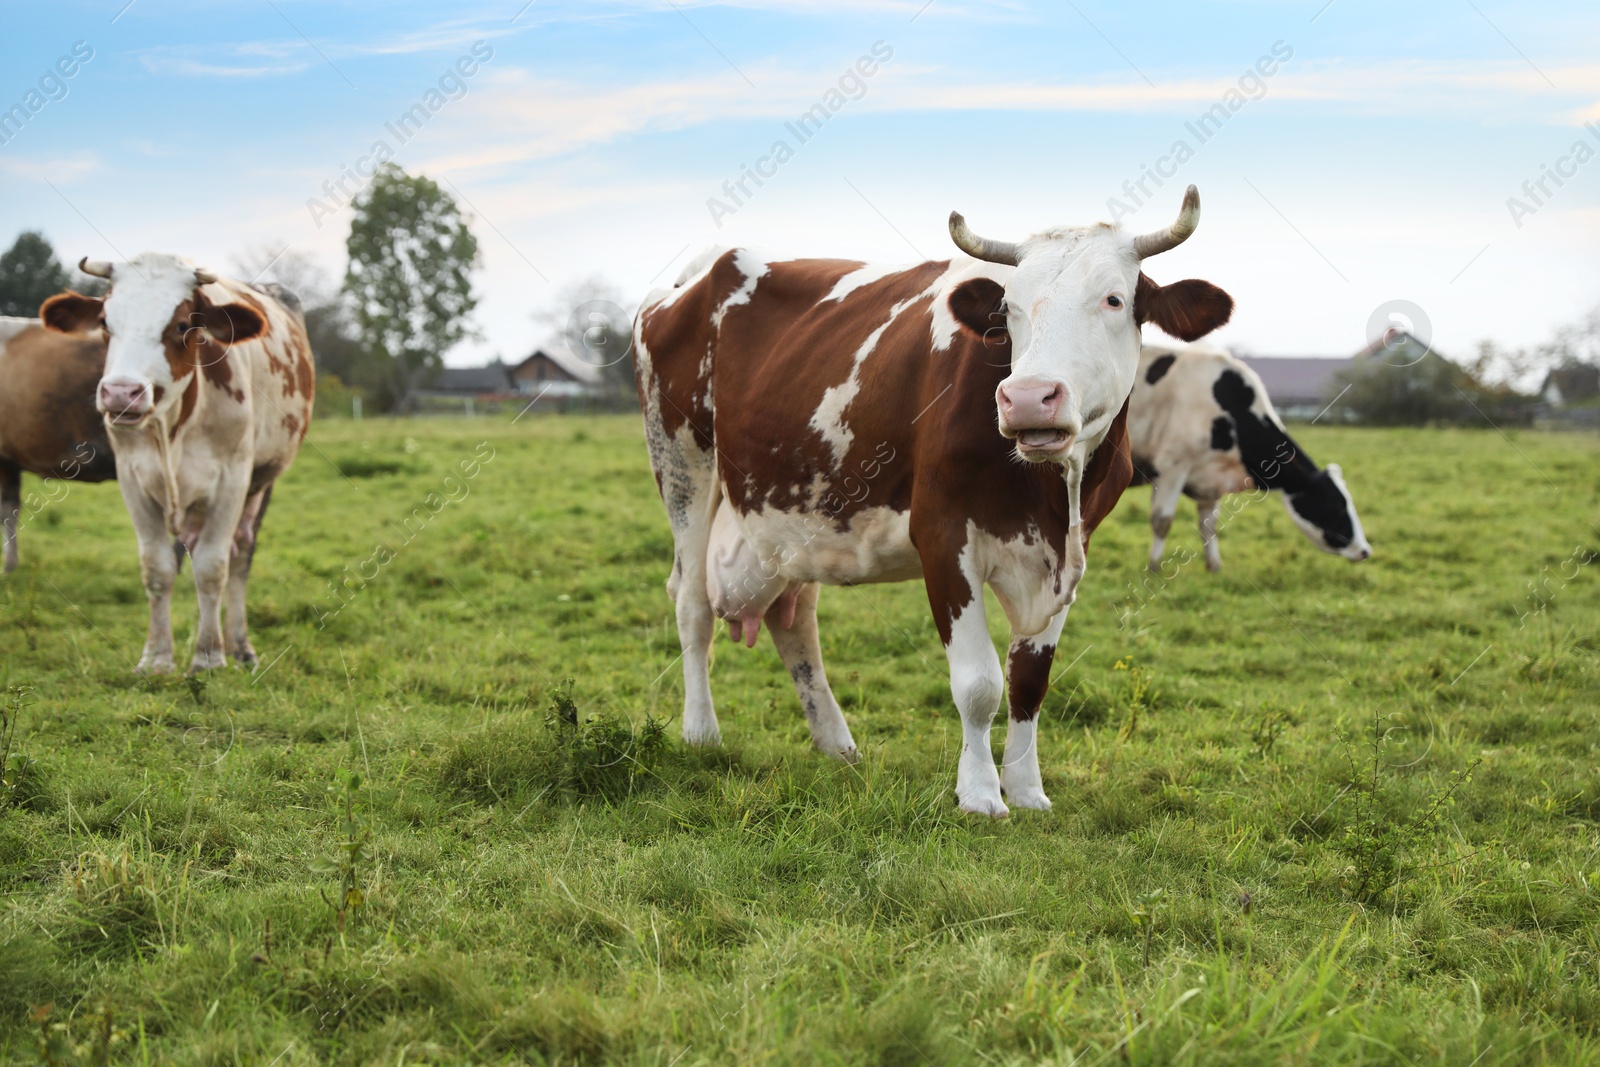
left=709, top=257, right=946, bottom=526
left=1134, top=274, right=1233, bottom=341
left=170, top=374, right=200, bottom=438
left=39, top=292, right=105, bottom=335
left=158, top=295, right=248, bottom=406
left=0, top=325, right=114, bottom=481
left=1007, top=642, right=1055, bottom=721
left=1079, top=397, right=1133, bottom=550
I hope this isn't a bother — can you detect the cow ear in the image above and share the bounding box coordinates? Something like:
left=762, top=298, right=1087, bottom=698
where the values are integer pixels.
left=39, top=292, right=104, bottom=334
left=1135, top=273, right=1233, bottom=342
left=195, top=297, right=265, bottom=347
left=947, top=277, right=1008, bottom=348
left=1079, top=397, right=1133, bottom=550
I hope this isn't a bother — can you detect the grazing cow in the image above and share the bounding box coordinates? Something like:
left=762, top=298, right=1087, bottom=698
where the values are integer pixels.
left=0, top=317, right=115, bottom=572
left=1130, top=342, right=1370, bottom=572
left=40, top=254, right=315, bottom=673
left=636, top=186, right=1233, bottom=815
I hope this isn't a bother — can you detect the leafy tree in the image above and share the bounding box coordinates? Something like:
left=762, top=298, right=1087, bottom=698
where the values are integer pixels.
left=343, top=165, right=480, bottom=411
left=0, top=231, right=70, bottom=317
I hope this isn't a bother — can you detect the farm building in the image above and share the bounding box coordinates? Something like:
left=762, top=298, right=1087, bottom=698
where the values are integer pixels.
left=1236, top=355, right=1353, bottom=419
left=510, top=344, right=603, bottom=398
left=420, top=361, right=516, bottom=398
left=413, top=344, right=605, bottom=411
left=1539, top=361, right=1600, bottom=406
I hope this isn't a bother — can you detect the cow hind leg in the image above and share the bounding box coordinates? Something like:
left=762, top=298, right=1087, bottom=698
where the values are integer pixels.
left=649, top=440, right=723, bottom=746
left=225, top=486, right=272, bottom=668
left=1000, top=608, right=1067, bottom=811
left=1, top=463, right=19, bottom=575
left=1197, top=497, right=1223, bottom=572
left=766, top=582, right=858, bottom=762
left=1147, top=477, right=1185, bottom=573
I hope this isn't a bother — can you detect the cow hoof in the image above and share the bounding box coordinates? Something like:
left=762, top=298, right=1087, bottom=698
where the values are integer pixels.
left=957, top=791, right=1010, bottom=818
left=231, top=646, right=259, bottom=670
left=136, top=657, right=175, bottom=676
left=1004, top=788, right=1053, bottom=811
left=821, top=743, right=859, bottom=765
left=682, top=725, right=723, bottom=747
left=1205, top=560, right=1222, bottom=573
left=188, top=650, right=226, bottom=674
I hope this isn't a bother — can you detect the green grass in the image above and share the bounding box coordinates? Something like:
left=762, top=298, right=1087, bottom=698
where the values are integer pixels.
left=3, top=415, right=1600, bottom=1065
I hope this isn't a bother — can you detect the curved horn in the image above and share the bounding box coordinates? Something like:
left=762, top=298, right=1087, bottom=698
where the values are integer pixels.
left=948, top=211, right=1020, bottom=266
left=77, top=257, right=113, bottom=279
left=193, top=268, right=218, bottom=285
left=1132, top=185, right=1201, bottom=259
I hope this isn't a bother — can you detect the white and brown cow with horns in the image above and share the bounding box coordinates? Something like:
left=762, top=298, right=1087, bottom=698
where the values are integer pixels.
left=636, top=186, right=1233, bottom=815
left=41, top=254, right=314, bottom=674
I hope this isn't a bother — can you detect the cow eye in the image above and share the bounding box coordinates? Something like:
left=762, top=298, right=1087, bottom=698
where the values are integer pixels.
left=1105, top=294, right=1124, bottom=309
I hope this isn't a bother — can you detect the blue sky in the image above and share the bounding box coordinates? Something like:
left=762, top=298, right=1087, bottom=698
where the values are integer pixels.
left=2, top=0, right=1596, bottom=367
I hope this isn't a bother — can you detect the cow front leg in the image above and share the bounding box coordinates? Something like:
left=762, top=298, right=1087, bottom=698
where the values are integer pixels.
left=942, top=590, right=1006, bottom=817
left=1000, top=608, right=1066, bottom=811
left=225, top=487, right=271, bottom=668
left=187, top=481, right=248, bottom=674
left=1197, top=497, right=1223, bottom=572
left=0, top=463, right=19, bottom=574
left=765, top=582, right=858, bottom=762
left=1147, top=477, right=1185, bottom=573
left=120, top=477, right=178, bottom=674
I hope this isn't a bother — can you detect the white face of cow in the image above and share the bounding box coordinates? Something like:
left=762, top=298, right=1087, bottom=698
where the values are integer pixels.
left=995, top=229, right=1143, bottom=460
left=39, top=253, right=264, bottom=427
left=947, top=186, right=1234, bottom=466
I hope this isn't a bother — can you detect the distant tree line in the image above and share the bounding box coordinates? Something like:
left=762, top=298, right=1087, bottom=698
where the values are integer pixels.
left=1328, top=306, right=1600, bottom=427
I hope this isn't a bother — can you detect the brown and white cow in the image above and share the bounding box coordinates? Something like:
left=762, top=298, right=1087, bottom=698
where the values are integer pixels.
left=636, top=186, right=1233, bottom=815
left=40, top=254, right=315, bottom=673
left=1130, top=343, right=1370, bottom=573
left=0, top=316, right=115, bottom=573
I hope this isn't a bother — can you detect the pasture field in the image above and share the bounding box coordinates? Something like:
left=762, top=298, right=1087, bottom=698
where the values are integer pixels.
left=3, top=414, right=1600, bottom=1066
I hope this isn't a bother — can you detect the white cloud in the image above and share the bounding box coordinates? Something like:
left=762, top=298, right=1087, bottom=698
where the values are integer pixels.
left=408, top=55, right=1600, bottom=186
left=0, top=152, right=101, bottom=184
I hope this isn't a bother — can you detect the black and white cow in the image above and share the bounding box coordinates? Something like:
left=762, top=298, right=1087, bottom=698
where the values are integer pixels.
left=1129, top=343, right=1369, bottom=572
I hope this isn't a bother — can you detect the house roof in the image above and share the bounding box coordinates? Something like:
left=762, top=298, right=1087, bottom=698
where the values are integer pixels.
left=1234, top=332, right=1436, bottom=408
left=513, top=341, right=603, bottom=384
left=1235, top=356, right=1352, bottom=407
left=429, top=362, right=513, bottom=393
left=1540, top=362, right=1600, bottom=401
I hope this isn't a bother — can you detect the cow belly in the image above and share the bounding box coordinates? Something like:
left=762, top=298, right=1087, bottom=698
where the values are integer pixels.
left=1185, top=454, right=1253, bottom=499
left=736, top=504, right=921, bottom=586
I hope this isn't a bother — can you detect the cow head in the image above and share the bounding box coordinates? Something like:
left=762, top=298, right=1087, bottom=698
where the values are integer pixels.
left=40, top=253, right=263, bottom=427
left=1283, top=463, right=1371, bottom=562
left=946, top=186, right=1233, bottom=465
